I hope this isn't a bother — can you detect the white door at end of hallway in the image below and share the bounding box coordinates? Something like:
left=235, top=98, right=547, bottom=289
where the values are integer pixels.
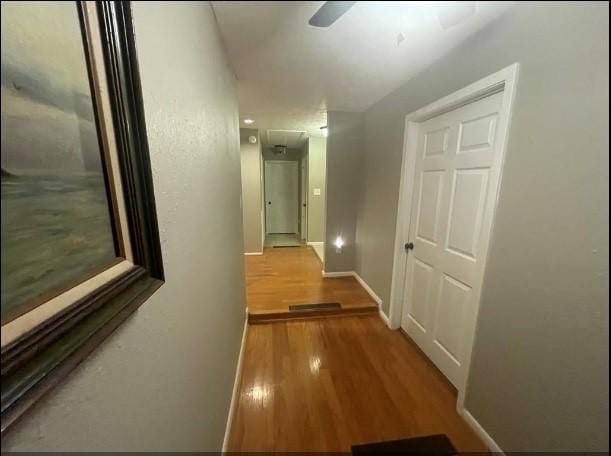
left=265, top=161, right=299, bottom=234
left=400, top=91, right=505, bottom=388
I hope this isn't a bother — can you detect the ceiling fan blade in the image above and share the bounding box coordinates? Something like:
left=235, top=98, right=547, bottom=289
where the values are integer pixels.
left=308, top=1, right=356, bottom=27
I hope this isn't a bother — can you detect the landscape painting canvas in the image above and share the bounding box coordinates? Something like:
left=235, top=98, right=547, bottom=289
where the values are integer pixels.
left=1, top=2, right=118, bottom=323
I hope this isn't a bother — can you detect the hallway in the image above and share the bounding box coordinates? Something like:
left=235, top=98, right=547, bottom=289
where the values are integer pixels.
left=227, top=315, right=487, bottom=452
left=1, top=2, right=607, bottom=453
left=245, top=246, right=378, bottom=319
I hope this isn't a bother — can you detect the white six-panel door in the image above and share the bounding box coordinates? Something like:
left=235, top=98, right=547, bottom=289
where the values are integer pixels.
left=401, top=91, right=504, bottom=387
left=265, top=161, right=299, bottom=234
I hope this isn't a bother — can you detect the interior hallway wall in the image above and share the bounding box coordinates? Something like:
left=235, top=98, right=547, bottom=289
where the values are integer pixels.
left=3, top=2, right=246, bottom=451
left=325, top=111, right=365, bottom=272
left=357, top=3, right=608, bottom=451
left=240, top=129, right=263, bottom=253
left=307, top=136, right=327, bottom=243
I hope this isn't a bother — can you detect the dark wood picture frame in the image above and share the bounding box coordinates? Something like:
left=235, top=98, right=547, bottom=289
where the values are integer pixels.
left=1, top=1, right=164, bottom=435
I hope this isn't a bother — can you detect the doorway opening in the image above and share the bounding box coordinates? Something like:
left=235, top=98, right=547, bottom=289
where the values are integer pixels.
left=264, top=160, right=299, bottom=245
left=257, top=131, right=327, bottom=256
left=239, top=127, right=379, bottom=319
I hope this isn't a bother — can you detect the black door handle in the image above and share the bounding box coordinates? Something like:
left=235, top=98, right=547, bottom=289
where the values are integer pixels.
left=404, top=242, right=414, bottom=252
left=268, top=201, right=271, bottom=205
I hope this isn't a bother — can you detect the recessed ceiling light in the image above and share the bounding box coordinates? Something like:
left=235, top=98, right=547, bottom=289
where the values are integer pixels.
left=243, top=119, right=255, bottom=125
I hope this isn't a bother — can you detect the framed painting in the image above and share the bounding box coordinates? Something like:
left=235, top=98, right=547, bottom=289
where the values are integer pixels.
left=0, top=1, right=164, bottom=433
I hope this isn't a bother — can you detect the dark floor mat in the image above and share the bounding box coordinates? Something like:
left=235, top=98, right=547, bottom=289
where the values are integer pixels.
left=288, top=302, right=342, bottom=312
left=352, top=434, right=457, bottom=454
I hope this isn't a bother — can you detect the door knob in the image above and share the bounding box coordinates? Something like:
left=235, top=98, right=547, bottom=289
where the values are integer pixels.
left=404, top=242, right=414, bottom=252
left=268, top=201, right=271, bottom=205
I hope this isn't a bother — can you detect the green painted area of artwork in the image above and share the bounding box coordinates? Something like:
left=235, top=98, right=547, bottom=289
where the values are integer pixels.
left=1, top=173, right=117, bottom=318
left=1, top=1, right=119, bottom=322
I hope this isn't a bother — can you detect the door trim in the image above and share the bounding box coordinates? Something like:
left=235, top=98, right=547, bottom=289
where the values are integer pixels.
left=300, top=154, right=309, bottom=241
left=388, top=63, right=519, bottom=411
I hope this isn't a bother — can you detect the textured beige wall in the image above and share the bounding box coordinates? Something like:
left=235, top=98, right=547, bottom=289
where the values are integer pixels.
left=240, top=129, right=263, bottom=253
left=357, top=3, right=608, bottom=451
left=307, top=136, right=326, bottom=243
left=3, top=2, right=246, bottom=451
left=324, top=111, right=365, bottom=272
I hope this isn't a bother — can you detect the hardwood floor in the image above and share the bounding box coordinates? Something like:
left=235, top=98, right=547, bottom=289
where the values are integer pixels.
left=245, top=246, right=378, bottom=316
left=264, top=233, right=303, bottom=247
left=227, top=315, right=487, bottom=453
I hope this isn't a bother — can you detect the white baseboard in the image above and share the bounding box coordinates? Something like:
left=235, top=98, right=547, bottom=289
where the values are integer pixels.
left=321, top=270, right=385, bottom=315
left=244, top=251, right=263, bottom=256
left=352, top=272, right=382, bottom=307
left=307, top=242, right=325, bottom=263
left=351, top=273, right=391, bottom=328
left=221, top=317, right=248, bottom=452
left=459, top=407, right=504, bottom=454
left=378, top=309, right=391, bottom=328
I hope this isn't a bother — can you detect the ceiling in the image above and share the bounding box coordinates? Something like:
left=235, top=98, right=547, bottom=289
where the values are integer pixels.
left=212, top=1, right=513, bottom=139
left=263, top=129, right=307, bottom=148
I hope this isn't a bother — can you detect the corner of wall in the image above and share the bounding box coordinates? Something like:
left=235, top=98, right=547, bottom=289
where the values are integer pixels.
left=324, top=111, right=365, bottom=273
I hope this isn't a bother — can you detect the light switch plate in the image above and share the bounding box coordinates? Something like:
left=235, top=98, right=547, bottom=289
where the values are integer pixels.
left=313, top=188, right=321, bottom=196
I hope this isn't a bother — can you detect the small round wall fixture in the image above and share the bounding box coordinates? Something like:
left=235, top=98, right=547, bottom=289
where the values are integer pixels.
left=248, top=135, right=257, bottom=144
left=243, top=118, right=255, bottom=125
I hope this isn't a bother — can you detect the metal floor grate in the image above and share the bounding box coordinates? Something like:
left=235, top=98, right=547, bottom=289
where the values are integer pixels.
left=288, top=302, right=342, bottom=312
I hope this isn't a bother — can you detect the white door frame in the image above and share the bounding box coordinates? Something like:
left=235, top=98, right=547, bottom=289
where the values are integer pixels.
left=300, top=154, right=309, bottom=241
left=388, top=63, right=519, bottom=410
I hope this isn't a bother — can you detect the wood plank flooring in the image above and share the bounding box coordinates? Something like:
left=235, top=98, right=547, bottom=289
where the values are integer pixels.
left=264, top=233, right=303, bottom=247
left=227, top=315, right=487, bottom=453
left=245, top=246, right=377, bottom=316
